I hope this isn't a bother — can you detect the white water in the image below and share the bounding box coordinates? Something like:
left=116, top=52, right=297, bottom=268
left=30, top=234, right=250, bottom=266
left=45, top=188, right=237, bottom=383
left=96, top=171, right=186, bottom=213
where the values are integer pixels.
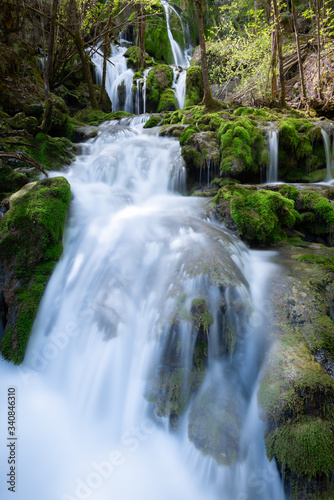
left=266, top=128, right=279, bottom=183
left=92, top=45, right=134, bottom=113
left=161, top=0, right=187, bottom=67
left=321, top=128, right=334, bottom=183
left=0, top=117, right=286, bottom=500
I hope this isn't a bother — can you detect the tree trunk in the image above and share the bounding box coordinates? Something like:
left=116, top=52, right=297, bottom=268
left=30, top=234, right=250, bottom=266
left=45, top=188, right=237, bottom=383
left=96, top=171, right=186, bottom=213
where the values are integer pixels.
left=194, top=0, right=216, bottom=108
left=41, top=0, right=59, bottom=133
left=271, top=23, right=278, bottom=99
left=139, top=5, right=146, bottom=69
left=272, top=0, right=286, bottom=107
left=69, top=0, right=98, bottom=109
left=101, top=10, right=113, bottom=111
left=315, top=0, right=322, bottom=99
left=291, top=0, right=307, bottom=102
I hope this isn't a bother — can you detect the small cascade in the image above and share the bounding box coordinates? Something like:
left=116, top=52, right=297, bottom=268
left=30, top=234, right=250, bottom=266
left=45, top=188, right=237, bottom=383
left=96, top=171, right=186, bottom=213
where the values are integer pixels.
left=162, top=0, right=188, bottom=67
left=321, top=127, right=334, bottom=182
left=172, top=67, right=187, bottom=109
left=267, top=127, right=279, bottom=183
left=142, top=68, right=150, bottom=114
left=92, top=44, right=134, bottom=113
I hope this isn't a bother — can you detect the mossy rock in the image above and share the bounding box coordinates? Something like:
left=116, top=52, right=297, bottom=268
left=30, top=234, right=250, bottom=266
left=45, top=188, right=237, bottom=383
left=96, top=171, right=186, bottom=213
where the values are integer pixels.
left=144, top=4, right=174, bottom=64
left=258, top=245, right=334, bottom=496
left=73, top=107, right=133, bottom=126
left=185, top=66, right=204, bottom=107
left=214, top=185, right=300, bottom=246
left=217, top=117, right=265, bottom=181
left=32, top=133, right=75, bottom=170
left=49, top=95, right=69, bottom=136
left=158, top=88, right=177, bottom=112
left=0, top=177, right=71, bottom=364
left=124, top=46, right=153, bottom=70
left=146, top=65, right=174, bottom=113
left=294, top=190, right=334, bottom=243
left=188, top=383, right=242, bottom=465
left=143, top=115, right=163, bottom=129
left=7, top=113, right=38, bottom=135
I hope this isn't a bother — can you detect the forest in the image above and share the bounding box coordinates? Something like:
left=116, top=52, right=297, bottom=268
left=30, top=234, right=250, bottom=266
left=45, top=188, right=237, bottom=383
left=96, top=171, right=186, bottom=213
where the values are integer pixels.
left=0, top=1, right=334, bottom=500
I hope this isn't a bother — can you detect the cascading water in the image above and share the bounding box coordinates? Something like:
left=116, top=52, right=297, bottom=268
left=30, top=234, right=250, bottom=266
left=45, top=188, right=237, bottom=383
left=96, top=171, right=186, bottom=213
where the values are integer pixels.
left=92, top=45, right=134, bottom=113
left=266, top=128, right=279, bottom=183
left=321, top=127, right=334, bottom=183
left=0, top=117, right=286, bottom=500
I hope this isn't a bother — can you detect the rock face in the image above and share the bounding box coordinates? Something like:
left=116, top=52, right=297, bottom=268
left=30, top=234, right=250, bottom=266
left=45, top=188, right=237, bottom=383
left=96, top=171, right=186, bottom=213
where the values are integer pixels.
left=258, top=245, right=334, bottom=498
left=185, top=66, right=204, bottom=107
left=145, top=65, right=177, bottom=113
left=0, top=177, right=71, bottom=364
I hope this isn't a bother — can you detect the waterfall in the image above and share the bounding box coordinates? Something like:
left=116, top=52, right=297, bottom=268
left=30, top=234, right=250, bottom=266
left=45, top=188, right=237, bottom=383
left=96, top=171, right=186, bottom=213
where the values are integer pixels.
left=162, top=0, right=188, bottom=67
left=92, top=45, right=134, bottom=113
left=267, top=128, right=279, bottom=183
left=172, top=67, right=187, bottom=109
left=0, top=117, right=286, bottom=500
left=321, top=128, right=334, bottom=182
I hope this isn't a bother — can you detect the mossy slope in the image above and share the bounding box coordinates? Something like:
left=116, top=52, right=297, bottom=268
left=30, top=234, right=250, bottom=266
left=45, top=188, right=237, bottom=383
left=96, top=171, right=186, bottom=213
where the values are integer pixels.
left=0, top=177, right=71, bottom=364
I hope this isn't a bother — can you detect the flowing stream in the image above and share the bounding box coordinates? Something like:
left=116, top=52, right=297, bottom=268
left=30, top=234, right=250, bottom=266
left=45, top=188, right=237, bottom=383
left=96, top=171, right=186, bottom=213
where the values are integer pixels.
left=0, top=117, right=286, bottom=500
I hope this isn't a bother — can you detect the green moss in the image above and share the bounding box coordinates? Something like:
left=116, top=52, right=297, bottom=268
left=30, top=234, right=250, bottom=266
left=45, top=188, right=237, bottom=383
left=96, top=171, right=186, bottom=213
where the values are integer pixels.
left=233, top=107, right=272, bottom=118
left=295, top=191, right=334, bottom=236
left=0, top=177, right=71, bottom=364
left=279, top=184, right=300, bottom=202
left=190, top=298, right=214, bottom=332
left=32, top=133, right=75, bottom=170
left=266, top=418, right=334, bottom=478
left=144, top=5, right=174, bottom=64
left=74, top=107, right=133, bottom=126
left=158, top=88, right=177, bottom=113
left=215, top=186, right=300, bottom=245
left=179, top=126, right=200, bottom=146
left=185, top=66, right=204, bottom=107
left=143, top=116, right=162, bottom=128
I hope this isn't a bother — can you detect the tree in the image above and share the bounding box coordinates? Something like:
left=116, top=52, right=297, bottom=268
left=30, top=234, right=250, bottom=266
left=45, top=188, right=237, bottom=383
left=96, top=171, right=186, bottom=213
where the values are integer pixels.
left=193, top=0, right=222, bottom=109
left=41, top=0, right=60, bottom=132
left=272, top=0, right=286, bottom=107
left=291, top=0, right=307, bottom=103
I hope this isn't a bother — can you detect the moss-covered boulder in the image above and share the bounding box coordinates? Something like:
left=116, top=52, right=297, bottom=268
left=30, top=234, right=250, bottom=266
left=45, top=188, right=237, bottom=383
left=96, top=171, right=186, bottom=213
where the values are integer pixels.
left=33, top=133, right=75, bottom=170
left=188, top=382, right=242, bottom=465
left=145, top=65, right=174, bottom=113
left=0, top=177, right=71, bottom=364
left=180, top=130, right=221, bottom=186
left=185, top=66, right=204, bottom=107
left=213, top=185, right=300, bottom=246
left=278, top=118, right=326, bottom=182
left=217, top=117, right=266, bottom=181
left=158, top=88, right=177, bottom=112
left=266, top=184, right=334, bottom=246
left=143, top=114, right=163, bottom=129
left=258, top=245, right=334, bottom=497
left=124, top=46, right=153, bottom=70
left=7, top=113, right=38, bottom=135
